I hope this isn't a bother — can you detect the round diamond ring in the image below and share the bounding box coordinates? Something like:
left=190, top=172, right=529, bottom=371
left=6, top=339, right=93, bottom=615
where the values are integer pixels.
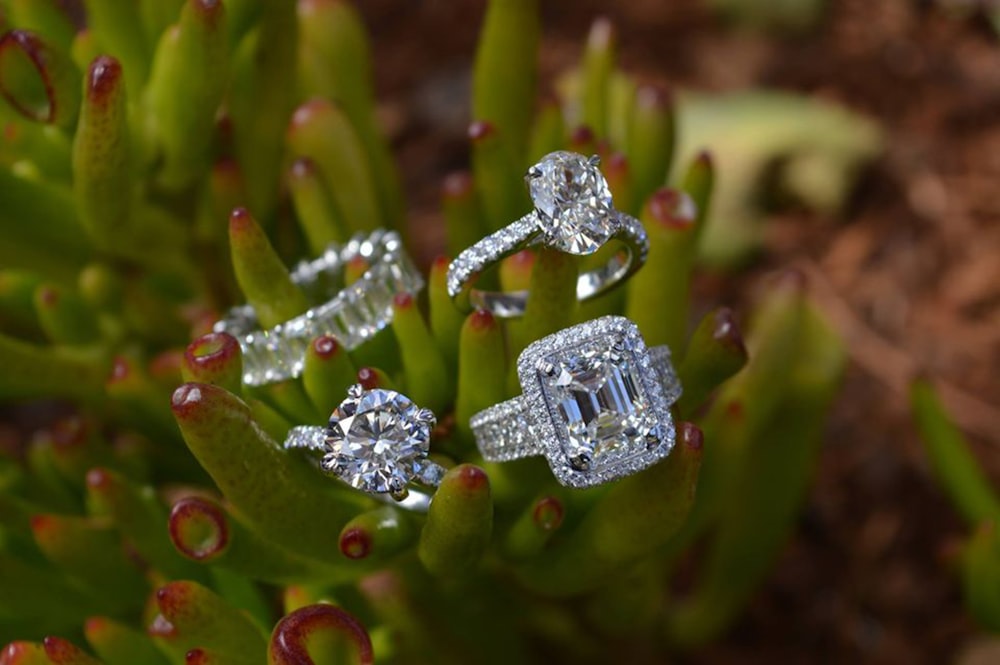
left=470, top=316, right=682, bottom=488
left=214, top=230, right=423, bottom=387
left=284, top=384, right=446, bottom=512
left=446, top=151, right=649, bottom=317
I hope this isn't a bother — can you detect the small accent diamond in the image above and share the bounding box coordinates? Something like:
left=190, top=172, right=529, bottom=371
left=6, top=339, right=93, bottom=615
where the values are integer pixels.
left=321, top=387, right=435, bottom=494
left=527, top=151, right=614, bottom=255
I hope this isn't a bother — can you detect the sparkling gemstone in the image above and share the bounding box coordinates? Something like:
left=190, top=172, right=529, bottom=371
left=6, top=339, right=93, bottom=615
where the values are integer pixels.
left=537, top=335, right=659, bottom=469
left=322, top=388, right=433, bottom=494
left=527, top=151, right=614, bottom=255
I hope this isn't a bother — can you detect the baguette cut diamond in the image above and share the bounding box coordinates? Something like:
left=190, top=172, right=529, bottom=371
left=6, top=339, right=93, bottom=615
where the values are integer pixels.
left=538, top=335, right=657, bottom=470
left=528, top=151, right=614, bottom=255
left=321, top=388, right=433, bottom=495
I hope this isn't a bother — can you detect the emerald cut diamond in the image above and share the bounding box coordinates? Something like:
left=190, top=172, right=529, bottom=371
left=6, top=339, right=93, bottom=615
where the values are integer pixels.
left=517, top=316, right=676, bottom=487
left=538, top=336, right=659, bottom=471
left=527, top=151, right=614, bottom=255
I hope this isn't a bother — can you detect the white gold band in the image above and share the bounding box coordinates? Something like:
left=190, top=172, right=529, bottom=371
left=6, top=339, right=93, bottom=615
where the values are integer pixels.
left=284, top=425, right=445, bottom=513
left=471, top=344, right=681, bottom=463
left=445, top=210, right=648, bottom=318
left=214, top=230, right=423, bottom=387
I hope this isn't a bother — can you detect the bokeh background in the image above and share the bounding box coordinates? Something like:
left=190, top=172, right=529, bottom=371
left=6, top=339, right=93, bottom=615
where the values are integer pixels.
left=356, top=0, right=999, bottom=660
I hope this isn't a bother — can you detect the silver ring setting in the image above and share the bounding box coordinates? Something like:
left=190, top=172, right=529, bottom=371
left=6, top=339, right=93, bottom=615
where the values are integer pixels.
left=471, top=316, right=681, bottom=488
left=214, top=230, right=423, bottom=387
left=285, top=384, right=446, bottom=512
left=446, top=151, right=649, bottom=318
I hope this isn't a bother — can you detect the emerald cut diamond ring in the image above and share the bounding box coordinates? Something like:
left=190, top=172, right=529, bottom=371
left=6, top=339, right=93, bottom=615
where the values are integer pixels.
left=471, top=316, right=682, bottom=488
left=446, top=151, right=649, bottom=318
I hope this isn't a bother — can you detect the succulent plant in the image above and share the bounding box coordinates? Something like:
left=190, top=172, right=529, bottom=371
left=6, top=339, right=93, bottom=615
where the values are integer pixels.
left=911, top=380, right=1000, bottom=634
left=0, top=0, right=848, bottom=662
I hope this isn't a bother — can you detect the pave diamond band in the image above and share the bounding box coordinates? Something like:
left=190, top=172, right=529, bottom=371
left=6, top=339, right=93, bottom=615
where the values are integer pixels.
left=285, top=385, right=446, bottom=513
left=446, top=151, right=649, bottom=318
left=446, top=210, right=648, bottom=317
left=214, top=230, right=423, bottom=387
left=470, top=316, right=682, bottom=488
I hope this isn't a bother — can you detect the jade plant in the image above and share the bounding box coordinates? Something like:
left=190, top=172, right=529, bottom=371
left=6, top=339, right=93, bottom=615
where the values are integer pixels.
left=0, top=0, right=847, bottom=662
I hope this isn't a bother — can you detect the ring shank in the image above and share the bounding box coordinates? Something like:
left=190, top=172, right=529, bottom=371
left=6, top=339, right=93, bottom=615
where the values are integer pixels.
left=284, top=426, right=440, bottom=513
left=447, top=211, right=648, bottom=318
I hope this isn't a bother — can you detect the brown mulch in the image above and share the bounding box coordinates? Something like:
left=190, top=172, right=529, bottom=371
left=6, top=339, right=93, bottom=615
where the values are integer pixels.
left=360, top=0, right=1000, bottom=662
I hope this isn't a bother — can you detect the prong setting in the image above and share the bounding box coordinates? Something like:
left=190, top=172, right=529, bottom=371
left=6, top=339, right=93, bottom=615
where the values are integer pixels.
left=512, top=315, right=678, bottom=488
left=321, top=386, right=439, bottom=496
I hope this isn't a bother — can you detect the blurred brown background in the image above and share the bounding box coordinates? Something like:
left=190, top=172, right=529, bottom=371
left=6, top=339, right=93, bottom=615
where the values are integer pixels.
left=356, top=0, right=999, bottom=661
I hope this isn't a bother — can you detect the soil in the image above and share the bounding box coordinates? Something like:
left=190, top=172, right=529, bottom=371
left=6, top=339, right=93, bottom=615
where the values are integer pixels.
left=359, top=0, right=1000, bottom=662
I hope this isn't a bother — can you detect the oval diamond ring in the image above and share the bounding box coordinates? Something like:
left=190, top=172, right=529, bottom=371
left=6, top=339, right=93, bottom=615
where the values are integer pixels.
left=446, top=151, right=649, bottom=318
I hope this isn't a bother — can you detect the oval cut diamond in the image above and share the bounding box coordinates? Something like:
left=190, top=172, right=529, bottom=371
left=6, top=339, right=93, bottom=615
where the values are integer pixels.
left=322, top=388, right=432, bottom=494
left=527, top=151, right=614, bottom=255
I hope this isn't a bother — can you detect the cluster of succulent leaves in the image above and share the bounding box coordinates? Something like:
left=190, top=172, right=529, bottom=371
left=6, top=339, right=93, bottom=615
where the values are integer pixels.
left=0, top=0, right=862, bottom=662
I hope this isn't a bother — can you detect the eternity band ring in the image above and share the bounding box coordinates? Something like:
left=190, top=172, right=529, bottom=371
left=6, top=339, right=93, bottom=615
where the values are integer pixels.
left=471, top=316, right=682, bottom=488
left=446, top=151, right=649, bottom=318
left=284, top=384, right=447, bottom=513
left=214, top=230, right=423, bottom=387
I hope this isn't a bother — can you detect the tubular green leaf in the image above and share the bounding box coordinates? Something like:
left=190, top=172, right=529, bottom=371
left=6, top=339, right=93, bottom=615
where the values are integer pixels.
left=910, top=379, right=1000, bottom=526
left=627, top=85, right=676, bottom=210
left=71, top=55, right=132, bottom=250
left=81, top=0, right=150, bottom=97
left=469, top=120, right=529, bottom=233
left=418, top=465, right=492, bottom=577
left=84, top=616, right=172, bottom=665
left=625, top=188, right=697, bottom=352
left=675, top=307, right=748, bottom=417
left=287, top=99, right=381, bottom=233
left=230, top=1, right=297, bottom=219
left=0, top=30, right=80, bottom=129
left=516, top=423, right=703, bottom=596
left=171, top=382, right=370, bottom=562
left=579, top=18, right=615, bottom=139
left=228, top=207, right=309, bottom=329
left=84, top=467, right=208, bottom=582
left=428, top=257, right=465, bottom=376
left=472, top=0, right=539, bottom=166
left=455, top=309, right=507, bottom=445
left=298, top=0, right=403, bottom=228
left=289, top=157, right=348, bottom=253
left=169, top=496, right=342, bottom=584
left=391, top=293, right=452, bottom=414
left=302, top=335, right=357, bottom=417
left=151, top=580, right=267, bottom=662
left=144, top=0, right=228, bottom=191
left=665, top=304, right=845, bottom=648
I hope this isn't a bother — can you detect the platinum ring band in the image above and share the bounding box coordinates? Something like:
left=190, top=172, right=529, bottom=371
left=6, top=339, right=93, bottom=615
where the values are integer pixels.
left=445, top=210, right=648, bottom=318
left=284, top=425, right=444, bottom=513
left=472, top=345, right=681, bottom=462
left=214, top=230, right=423, bottom=387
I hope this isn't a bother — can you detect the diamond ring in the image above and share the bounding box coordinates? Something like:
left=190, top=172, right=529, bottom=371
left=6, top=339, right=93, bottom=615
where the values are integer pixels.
left=284, top=384, right=447, bottom=512
left=446, top=151, right=649, bottom=317
left=471, top=316, right=682, bottom=488
left=214, top=230, right=423, bottom=387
